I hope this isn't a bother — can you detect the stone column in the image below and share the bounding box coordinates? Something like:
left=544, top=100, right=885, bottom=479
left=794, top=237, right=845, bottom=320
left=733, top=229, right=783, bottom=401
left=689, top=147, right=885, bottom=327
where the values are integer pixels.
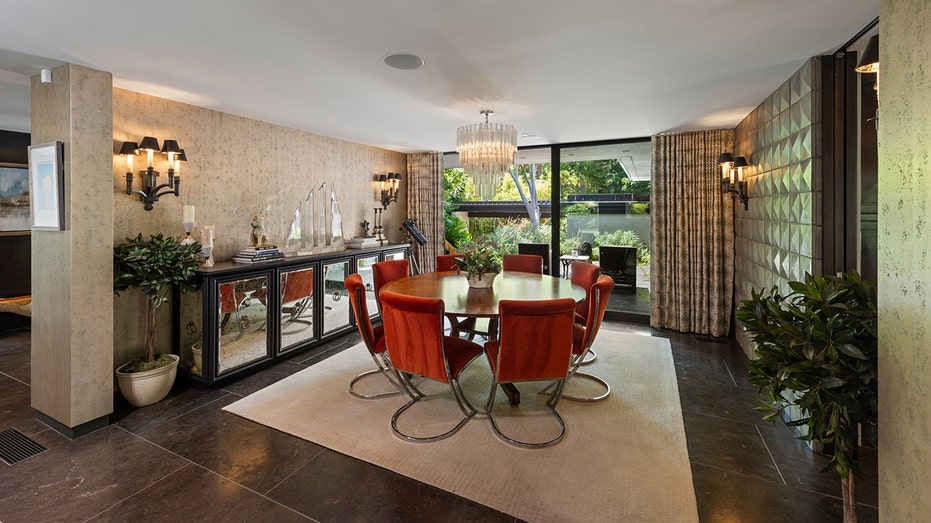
left=30, top=63, right=114, bottom=437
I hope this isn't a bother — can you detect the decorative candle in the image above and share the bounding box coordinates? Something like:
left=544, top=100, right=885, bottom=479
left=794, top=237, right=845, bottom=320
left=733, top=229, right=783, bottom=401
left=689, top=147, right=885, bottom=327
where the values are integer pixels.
left=183, top=205, right=195, bottom=224
left=201, top=226, right=214, bottom=247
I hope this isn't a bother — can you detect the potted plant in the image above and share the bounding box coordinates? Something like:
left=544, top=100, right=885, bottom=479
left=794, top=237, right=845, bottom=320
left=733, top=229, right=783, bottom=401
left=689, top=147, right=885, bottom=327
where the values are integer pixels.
left=736, top=270, right=877, bottom=523
left=455, top=239, right=502, bottom=288
left=113, top=232, right=202, bottom=407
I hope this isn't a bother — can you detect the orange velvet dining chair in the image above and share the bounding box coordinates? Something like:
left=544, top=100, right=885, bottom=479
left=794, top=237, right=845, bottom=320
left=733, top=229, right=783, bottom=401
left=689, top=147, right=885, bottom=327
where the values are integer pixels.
left=483, top=297, right=576, bottom=448
left=435, top=254, right=460, bottom=272
left=379, top=290, right=484, bottom=442
left=372, top=259, right=410, bottom=314
left=570, top=260, right=603, bottom=364
left=502, top=254, right=544, bottom=274
left=344, top=274, right=402, bottom=399
left=541, top=274, right=615, bottom=402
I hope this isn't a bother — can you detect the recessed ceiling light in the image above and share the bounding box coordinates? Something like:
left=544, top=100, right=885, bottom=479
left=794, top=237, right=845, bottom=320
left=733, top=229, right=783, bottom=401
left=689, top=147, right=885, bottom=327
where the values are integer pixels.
left=384, top=53, right=424, bottom=70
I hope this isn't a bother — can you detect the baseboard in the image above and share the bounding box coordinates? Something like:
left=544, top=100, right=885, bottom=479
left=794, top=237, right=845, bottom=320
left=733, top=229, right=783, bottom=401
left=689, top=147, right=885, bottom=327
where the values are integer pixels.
left=36, top=412, right=109, bottom=440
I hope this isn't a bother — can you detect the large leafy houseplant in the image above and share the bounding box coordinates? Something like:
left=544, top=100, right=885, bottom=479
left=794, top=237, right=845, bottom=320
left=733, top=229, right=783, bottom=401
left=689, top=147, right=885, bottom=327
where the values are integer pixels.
left=114, top=233, right=202, bottom=372
left=736, top=271, right=877, bottom=523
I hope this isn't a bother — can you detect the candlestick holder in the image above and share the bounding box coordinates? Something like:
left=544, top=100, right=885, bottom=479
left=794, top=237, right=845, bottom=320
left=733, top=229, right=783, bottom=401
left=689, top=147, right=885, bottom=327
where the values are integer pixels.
left=373, top=207, right=386, bottom=245
left=201, top=245, right=214, bottom=267
left=181, top=221, right=197, bottom=245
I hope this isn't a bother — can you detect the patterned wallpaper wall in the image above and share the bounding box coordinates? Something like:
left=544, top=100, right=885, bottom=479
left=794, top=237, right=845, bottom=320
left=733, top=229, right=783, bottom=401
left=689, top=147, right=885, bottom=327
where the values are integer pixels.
left=111, top=88, right=409, bottom=369
left=733, top=58, right=822, bottom=352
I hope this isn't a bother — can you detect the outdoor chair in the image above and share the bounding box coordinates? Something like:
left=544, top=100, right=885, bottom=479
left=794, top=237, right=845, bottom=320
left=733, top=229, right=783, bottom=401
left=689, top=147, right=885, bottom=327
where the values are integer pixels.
left=380, top=290, right=484, bottom=442
left=599, top=245, right=637, bottom=291
left=484, top=298, right=575, bottom=448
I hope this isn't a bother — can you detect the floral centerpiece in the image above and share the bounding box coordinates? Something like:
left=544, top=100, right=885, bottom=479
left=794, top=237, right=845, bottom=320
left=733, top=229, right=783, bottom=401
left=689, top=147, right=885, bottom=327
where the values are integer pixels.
left=455, top=239, right=502, bottom=288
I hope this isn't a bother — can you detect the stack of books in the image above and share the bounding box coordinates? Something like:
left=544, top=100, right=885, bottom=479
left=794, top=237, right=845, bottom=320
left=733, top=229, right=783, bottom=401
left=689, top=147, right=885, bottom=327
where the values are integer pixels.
left=346, top=236, right=379, bottom=249
left=232, top=245, right=285, bottom=264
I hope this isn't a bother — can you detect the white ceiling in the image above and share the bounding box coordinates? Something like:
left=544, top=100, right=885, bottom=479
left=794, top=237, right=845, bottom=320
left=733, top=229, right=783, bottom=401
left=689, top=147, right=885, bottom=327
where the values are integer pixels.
left=0, top=1, right=878, bottom=154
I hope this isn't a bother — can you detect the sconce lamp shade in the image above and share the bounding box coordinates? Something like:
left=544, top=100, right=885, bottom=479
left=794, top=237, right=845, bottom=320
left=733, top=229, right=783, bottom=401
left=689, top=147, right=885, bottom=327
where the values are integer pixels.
left=718, top=152, right=734, bottom=165
left=377, top=174, right=388, bottom=183
left=177, top=149, right=187, bottom=162
left=138, top=136, right=160, bottom=152
left=855, top=35, right=879, bottom=73
left=119, top=141, right=138, bottom=155
left=732, top=156, right=748, bottom=168
left=160, top=139, right=182, bottom=154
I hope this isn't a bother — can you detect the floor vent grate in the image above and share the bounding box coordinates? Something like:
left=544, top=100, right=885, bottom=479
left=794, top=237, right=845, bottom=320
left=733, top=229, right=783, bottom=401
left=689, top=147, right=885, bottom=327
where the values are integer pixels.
left=0, top=428, right=47, bottom=465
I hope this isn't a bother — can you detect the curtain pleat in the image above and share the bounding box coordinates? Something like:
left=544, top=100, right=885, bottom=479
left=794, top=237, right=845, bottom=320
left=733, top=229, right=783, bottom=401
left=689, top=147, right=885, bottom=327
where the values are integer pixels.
left=650, top=130, right=735, bottom=336
left=406, top=152, right=444, bottom=273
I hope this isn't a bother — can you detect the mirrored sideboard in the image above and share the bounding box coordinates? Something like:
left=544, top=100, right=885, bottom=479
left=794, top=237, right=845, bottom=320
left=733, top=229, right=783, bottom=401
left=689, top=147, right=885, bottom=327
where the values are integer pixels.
left=175, top=244, right=409, bottom=385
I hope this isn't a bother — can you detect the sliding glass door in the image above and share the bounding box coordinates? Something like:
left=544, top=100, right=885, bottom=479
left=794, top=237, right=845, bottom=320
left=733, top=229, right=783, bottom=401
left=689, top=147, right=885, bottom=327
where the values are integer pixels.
left=557, top=140, right=651, bottom=321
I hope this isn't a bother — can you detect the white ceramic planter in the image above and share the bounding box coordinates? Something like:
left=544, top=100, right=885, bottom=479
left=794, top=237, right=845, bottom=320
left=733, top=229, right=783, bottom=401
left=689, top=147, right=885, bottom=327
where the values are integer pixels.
left=191, top=343, right=203, bottom=374
left=466, top=272, right=498, bottom=289
left=116, top=354, right=180, bottom=407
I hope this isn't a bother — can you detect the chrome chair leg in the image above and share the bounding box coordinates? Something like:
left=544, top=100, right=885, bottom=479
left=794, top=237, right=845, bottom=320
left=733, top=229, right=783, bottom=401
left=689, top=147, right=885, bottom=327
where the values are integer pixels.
left=486, top=379, right=568, bottom=449
left=348, top=353, right=405, bottom=399
left=388, top=369, right=476, bottom=442
left=538, top=365, right=610, bottom=403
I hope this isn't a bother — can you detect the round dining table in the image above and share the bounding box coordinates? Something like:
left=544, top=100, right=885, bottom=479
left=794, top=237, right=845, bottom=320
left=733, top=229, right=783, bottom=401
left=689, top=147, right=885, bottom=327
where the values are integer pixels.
left=380, top=270, right=586, bottom=318
left=380, top=270, right=586, bottom=406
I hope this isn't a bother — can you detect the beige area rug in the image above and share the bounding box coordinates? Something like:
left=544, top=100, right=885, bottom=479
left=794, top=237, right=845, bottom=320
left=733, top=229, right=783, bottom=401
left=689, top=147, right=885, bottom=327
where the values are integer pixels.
left=224, top=330, right=698, bottom=523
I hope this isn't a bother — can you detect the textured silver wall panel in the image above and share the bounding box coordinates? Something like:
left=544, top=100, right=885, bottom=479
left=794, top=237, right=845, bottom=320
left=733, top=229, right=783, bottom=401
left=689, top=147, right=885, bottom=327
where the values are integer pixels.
left=734, top=58, right=822, bottom=353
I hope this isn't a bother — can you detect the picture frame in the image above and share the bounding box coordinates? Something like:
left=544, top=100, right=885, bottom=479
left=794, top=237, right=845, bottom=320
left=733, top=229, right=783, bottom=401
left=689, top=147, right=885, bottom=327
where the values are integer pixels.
left=0, top=161, right=31, bottom=235
left=28, top=141, right=65, bottom=231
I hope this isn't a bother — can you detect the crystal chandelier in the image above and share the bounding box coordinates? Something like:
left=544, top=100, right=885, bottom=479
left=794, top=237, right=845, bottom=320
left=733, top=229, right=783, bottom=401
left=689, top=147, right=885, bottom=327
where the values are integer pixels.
left=456, top=110, right=517, bottom=200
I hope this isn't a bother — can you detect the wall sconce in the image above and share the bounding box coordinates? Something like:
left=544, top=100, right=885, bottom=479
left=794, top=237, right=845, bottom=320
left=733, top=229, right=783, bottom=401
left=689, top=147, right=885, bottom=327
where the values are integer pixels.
left=718, top=153, right=749, bottom=210
left=377, top=172, right=401, bottom=208
left=119, top=136, right=185, bottom=211
left=855, top=34, right=879, bottom=129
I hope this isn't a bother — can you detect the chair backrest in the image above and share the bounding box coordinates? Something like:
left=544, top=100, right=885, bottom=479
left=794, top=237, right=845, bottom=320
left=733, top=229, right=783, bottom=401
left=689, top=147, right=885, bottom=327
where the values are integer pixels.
left=517, top=242, right=551, bottom=275
left=493, top=298, right=575, bottom=383
left=570, top=261, right=602, bottom=322
left=344, top=274, right=381, bottom=354
left=502, top=254, right=544, bottom=274
left=435, top=254, right=460, bottom=272
left=373, top=259, right=410, bottom=299
left=577, top=275, right=615, bottom=353
left=379, top=290, right=450, bottom=383
left=281, top=267, right=314, bottom=304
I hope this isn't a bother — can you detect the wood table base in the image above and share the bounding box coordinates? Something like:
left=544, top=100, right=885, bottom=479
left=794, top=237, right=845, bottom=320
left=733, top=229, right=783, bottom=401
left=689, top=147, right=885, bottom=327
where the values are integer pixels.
left=502, top=383, right=521, bottom=406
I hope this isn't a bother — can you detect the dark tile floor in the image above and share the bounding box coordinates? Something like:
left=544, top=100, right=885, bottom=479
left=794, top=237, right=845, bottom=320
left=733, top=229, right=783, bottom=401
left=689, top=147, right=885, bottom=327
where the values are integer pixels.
left=0, top=321, right=878, bottom=522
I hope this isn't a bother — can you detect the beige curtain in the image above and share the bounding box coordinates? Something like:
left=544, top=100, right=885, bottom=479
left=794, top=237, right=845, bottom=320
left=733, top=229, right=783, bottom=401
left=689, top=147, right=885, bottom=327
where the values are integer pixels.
left=650, top=130, right=735, bottom=337
left=406, top=152, right=444, bottom=273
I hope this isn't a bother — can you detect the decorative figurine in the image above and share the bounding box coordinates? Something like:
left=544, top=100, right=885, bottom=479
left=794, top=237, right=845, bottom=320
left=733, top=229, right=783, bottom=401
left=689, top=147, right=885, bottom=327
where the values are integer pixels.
left=360, top=219, right=371, bottom=237
left=250, top=214, right=269, bottom=247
